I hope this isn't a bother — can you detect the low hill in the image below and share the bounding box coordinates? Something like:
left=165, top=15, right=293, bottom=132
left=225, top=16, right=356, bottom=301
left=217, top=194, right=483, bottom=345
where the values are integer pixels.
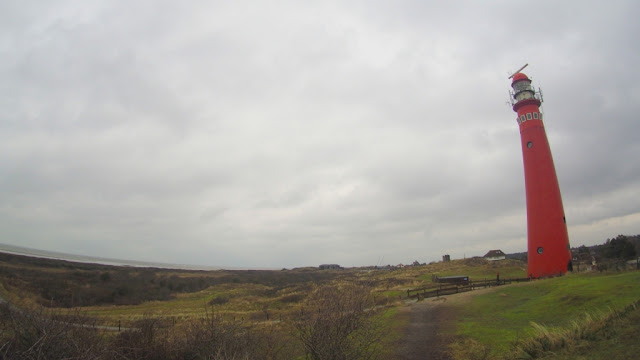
left=446, top=271, right=640, bottom=359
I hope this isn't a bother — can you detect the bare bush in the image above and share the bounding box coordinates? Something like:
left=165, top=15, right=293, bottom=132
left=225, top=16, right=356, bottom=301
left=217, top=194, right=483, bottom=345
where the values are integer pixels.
left=180, top=310, right=261, bottom=360
left=112, top=316, right=174, bottom=360
left=0, top=303, right=106, bottom=359
left=292, top=284, right=386, bottom=360
left=0, top=302, right=297, bottom=360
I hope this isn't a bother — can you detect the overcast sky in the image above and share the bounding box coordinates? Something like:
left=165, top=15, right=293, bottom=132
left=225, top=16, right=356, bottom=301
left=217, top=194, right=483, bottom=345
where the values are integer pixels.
left=1, top=1, right=639, bottom=268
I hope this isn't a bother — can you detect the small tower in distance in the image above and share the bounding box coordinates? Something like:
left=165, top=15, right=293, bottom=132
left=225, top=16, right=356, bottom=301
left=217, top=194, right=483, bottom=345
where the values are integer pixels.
left=510, top=69, right=572, bottom=278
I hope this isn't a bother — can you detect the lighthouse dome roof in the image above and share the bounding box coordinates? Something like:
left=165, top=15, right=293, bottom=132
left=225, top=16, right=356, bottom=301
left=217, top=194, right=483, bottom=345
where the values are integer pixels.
left=511, top=72, right=530, bottom=83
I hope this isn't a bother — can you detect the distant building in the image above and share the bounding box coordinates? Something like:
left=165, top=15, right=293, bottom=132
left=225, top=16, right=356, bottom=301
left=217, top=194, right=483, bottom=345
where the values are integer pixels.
left=319, top=264, right=342, bottom=270
left=483, top=250, right=506, bottom=261
left=442, top=254, right=451, bottom=262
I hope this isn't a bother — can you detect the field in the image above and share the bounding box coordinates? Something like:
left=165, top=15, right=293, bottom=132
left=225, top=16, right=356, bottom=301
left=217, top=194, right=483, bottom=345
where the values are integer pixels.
left=1, top=251, right=639, bottom=359
left=447, top=271, right=640, bottom=359
left=0, top=252, right=526, bottom=327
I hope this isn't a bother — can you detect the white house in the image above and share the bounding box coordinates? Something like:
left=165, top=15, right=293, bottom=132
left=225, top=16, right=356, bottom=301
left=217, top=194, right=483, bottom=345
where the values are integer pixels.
left=483, top=250, right=506, bottom=261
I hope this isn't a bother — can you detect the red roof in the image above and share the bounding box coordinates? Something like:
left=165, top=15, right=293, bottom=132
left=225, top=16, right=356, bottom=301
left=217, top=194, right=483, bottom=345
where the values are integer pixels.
left=511, top=72, right=530, bottom=83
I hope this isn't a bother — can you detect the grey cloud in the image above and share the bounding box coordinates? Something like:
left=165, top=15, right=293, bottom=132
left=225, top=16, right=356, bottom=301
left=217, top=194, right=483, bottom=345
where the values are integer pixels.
left=2, top=1, right=640, bottom=267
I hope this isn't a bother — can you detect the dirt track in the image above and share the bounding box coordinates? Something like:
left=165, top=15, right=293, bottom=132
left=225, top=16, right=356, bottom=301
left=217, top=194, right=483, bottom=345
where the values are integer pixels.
left=394, top=287, right=500, bottom=360
left=393, top=299, right=452, bottom=360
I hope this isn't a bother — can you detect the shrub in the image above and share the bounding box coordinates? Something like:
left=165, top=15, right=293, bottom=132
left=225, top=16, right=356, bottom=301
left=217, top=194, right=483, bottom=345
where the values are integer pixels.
left=112, top=317, right=172, bottom=360
left=280, top=293, right=305, bottom=303
left=209, top=296, right=230, bottom=305
left=292, top=283, right=386, bottom=360
left=0, top=303, right=106, bottom=359
left=180, top=312, right=262, bottom=359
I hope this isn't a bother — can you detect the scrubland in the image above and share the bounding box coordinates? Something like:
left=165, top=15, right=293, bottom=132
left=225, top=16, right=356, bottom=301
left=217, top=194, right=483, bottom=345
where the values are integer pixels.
left=1, top=251, right=638, bottom=359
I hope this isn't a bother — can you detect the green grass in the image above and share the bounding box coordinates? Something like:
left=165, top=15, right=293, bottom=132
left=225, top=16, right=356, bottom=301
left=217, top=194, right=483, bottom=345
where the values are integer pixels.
left=415, top=259, right=527, bottom=282
left=379, top=290, right=405, bottom=298
left=377, top=306, right=410, bottom=359
left=450, top=271, right=640, bottom=358
left=539, top=301, right=640, bottom=359
left=513, top=300, right=640, bottom=359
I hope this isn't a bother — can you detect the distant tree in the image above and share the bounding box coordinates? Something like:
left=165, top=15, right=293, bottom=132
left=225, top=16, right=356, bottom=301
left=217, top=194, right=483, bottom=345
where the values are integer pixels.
left=577, top=245, right=590, bottom=254
left=602, top=235, right=637, bottom=260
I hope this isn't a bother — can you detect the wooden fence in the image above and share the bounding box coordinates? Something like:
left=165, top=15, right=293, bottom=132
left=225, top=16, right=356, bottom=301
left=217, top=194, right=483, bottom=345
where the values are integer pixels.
left=406, top=277, right=530, bottom=300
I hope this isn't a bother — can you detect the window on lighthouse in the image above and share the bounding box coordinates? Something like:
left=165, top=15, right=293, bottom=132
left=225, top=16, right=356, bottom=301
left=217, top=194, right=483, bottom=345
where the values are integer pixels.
left=526, top=113, right=532, bottom=120
left=533, top=112, right=539, bottom=119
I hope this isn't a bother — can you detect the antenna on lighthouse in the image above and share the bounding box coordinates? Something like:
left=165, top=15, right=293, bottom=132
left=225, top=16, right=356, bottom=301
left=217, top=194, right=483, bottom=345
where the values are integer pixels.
left=508, top=63, right=529, bottom=79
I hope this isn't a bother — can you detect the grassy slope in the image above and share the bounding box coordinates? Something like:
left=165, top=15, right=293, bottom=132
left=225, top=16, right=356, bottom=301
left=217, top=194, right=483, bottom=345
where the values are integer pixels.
left=449, top=271, right=640, bottom=358
left=418, top=258, right=527, bottom=281
left=543, top=302, right=640, bottom=359
left=81, top=283, right=280, bottom=325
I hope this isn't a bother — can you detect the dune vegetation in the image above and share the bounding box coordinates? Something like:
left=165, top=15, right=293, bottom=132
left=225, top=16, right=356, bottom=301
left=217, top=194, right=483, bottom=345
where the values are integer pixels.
left=1, top=251, right=639, bottom=359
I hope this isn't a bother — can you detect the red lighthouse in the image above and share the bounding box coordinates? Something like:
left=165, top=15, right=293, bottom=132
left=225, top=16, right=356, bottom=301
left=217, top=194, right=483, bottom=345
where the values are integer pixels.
left=510, top=69, right=572, bottom=278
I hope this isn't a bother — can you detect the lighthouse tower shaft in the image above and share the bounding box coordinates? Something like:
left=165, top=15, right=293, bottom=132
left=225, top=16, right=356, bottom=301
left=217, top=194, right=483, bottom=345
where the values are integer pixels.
left=510, top=73, right=571, bottom=278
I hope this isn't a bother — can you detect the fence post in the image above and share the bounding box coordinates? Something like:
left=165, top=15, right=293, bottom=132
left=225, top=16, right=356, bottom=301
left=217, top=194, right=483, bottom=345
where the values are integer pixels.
left=118, top=320, right=121, bottom=332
